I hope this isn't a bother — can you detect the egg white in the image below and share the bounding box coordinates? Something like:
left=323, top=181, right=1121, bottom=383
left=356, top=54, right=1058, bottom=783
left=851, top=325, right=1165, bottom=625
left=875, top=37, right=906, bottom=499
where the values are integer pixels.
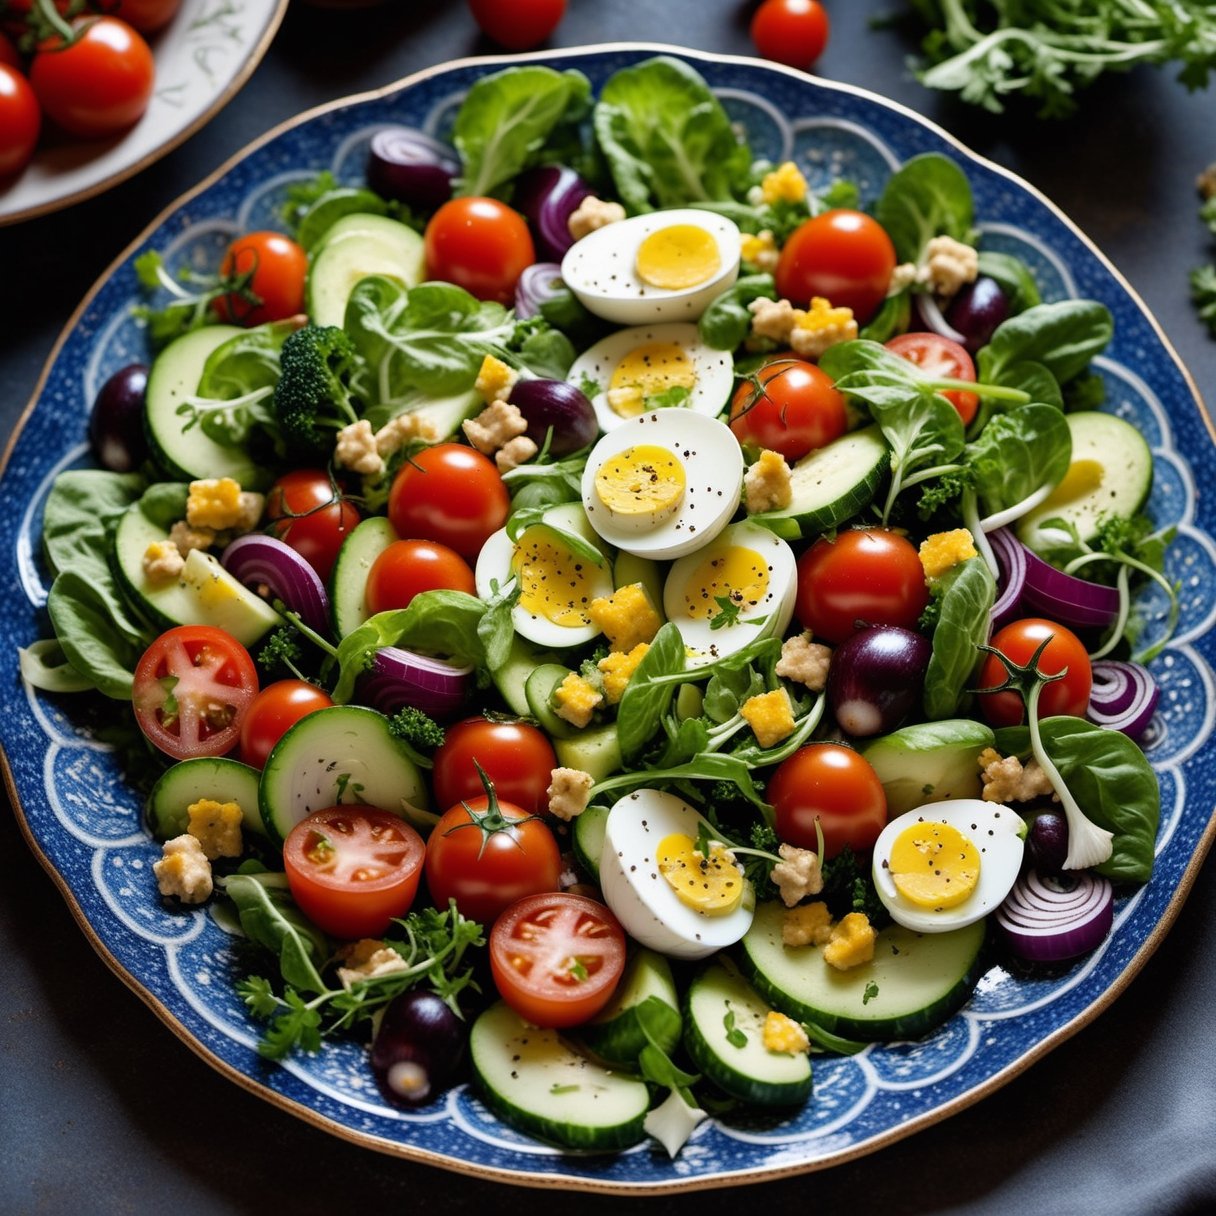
left=474, top=501, right=614, bottom=649
left=663, top=521, right=797, bottom=666
left=871, top=798, right=1027, bottom=933
left=580, top=409, right=743, bottom=561
left=598, top=789, right=754, bottom=961
left=566, top=322, right=735, bottom=434
left=560, top=209, right=741, bottom=326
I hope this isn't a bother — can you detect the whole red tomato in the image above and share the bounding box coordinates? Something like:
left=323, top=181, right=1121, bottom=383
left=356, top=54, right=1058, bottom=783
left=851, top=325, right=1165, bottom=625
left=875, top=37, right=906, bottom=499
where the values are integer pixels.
left=432, top=717, right=557, bottom=816
left=424, top=197, right=536, bottom=304
left=750, top=0, right=830, bottom=70
left=240, top=679, right=334, bottom=770
left=108, top=0, right=182, bottom=32
left=729, top=357, right=847, bottom=460
left=0, top=65, right=39, bottom=178
left=213, top=231, right=308, bottom=328
left=266, top=469, right=362, bottom=583
left=467, top=0, right=565, bottom=50
left=365, top=540, right=476, bottom=615
left=977, top=618, right=1093, bottom=727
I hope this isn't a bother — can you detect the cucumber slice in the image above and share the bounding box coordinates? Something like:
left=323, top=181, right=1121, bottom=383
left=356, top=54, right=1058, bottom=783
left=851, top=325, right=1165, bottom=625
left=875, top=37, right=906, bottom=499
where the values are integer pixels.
left=469, top=1001, right=650, bottom=1151
left=739, top=900, right=987, bottom=1041
left=571, top=801, right=607, bottom=881
left=306, top=214, right=425, bottom=327
left=1016, top=410, right=1153, bottom=552
left=113, top=505, right=283, bottom=646
left=862, top=719, right=995, bottom=817
left=329, top=516, right=398, bottom=638
left=553, top=722, right=622, bottom=783
left=576, top=948, right=681, bottom=1067
left=144, top=325, right=265, bottom=486
left=524, top=662, right=576, bottom=739
left=492, top=633, right=557, bottom=717
left=684, top=960, right=812, bottom=1107
left=258, top=705, right=427, bottom=844
left=612, top=550, right=667, bottom=620
left=405, top=388, right=483, bottom=442
left=748, top=426, right=888, bottom=541
left=146, top=756, right=263, bottom=840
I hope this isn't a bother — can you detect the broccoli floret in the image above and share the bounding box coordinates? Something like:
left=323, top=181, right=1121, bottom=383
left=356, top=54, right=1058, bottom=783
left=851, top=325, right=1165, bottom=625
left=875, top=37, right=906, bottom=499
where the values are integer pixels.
left=388, top=706, right=445, bottom=752
left=256, top=627, right=307, bottom=682
left=273, top=325, right=363, bottom=459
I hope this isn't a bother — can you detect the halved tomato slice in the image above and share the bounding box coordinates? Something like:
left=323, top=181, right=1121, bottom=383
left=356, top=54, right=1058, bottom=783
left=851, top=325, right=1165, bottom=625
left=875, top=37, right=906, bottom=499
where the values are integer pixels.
left=885, top=331, right=980, bottom=425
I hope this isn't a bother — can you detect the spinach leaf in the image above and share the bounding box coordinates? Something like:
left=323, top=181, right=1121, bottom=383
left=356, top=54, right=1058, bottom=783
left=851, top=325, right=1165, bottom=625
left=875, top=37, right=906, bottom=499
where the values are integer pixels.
left=923, top=558, right=995, bottom=720
left=454, top=66, right=592, bottom=199
left=510, top=317, right=576, bottom=380
left=698, top=274, right=776, bottom=351
left=593, top=56, right=751, bottom=213
left=189, top=321, right=291, bottom=448
left=875, top=152, right=975, bottom=264
left=616, top=621, right=686, bottom=761
left=869, top=389, right=965, bottom=523
left=221, top=871, right=330, bottom=995
left=46, top=571, right=148, bottom=699
left=42, top=469, right=144, bottom=577
left=967, top=403, right=1072, bottom=520
left=978, top=300, right=1113, bottom=386
left=137, top=482, right=190, bottom=530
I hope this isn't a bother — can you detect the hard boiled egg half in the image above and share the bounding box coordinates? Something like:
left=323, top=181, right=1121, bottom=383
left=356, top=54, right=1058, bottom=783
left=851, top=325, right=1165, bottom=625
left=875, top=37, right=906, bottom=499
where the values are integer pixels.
left=561, top=208, right=741, bottom=325
left=871, top=799, right=1027, bottom=933
left=474, top=501, right=614, bottom=649
left=598, top=789, right=754, bottom=961
left=566, top=322, right=735, bottom=434
left=581, top=409, right=743, bottom=562
left=663, top=520, right=797, bottom=666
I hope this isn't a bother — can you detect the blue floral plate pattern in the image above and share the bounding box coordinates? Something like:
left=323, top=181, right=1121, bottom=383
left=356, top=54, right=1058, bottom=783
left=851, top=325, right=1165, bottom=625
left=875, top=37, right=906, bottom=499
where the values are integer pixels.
left=2, top=45, right=1214, bottom=1193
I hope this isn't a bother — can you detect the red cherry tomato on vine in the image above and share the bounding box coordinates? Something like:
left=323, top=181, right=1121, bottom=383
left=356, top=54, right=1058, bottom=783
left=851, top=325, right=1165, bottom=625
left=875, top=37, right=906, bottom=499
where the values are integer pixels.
left=977, top=618, right=1093, bottom=728
left=30, top=17, right=154, bottom=140
left=768, top=743, right=887, bottom=860
left=432, top=717, right=558, bottom=817
left=213, top=231, right=308, bottom=327
left=795, top=528, right=929, bottom=644
left=776, top=209, right=897, bottom=324
left=240, top=679, right=334, bottom=770
left=364, top=539, right=476, bottom=615
left=283, top=807, right=425, bottom=939
left=387, top=443, right=508, bottom=562
left=424, top=196, right=536, bottom=304
left=729, top=357, right=847, bottom=460
left=132, top=626, right=258, bottom=760
left=466, top=0, right=565, bottom=50
left=0, top=65, right=39, bottom=178
left=885, top=332, right=980, bottom=425
left=750, top=0, right=830, bottom=70
left=266, top=469, right=362, bottom=583
left=489, top=892, right=626, bottom=1028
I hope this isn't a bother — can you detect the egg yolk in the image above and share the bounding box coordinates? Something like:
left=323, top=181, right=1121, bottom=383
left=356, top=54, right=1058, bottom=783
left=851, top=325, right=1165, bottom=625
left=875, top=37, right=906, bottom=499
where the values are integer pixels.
left=593, top=444, right=686, bottom=529
left=607, top=342, right=697, bottom=418
left=682, top=544, right=770, bottom=621
left=636, top=224, right=722, bottom=290
left=511, top=526, right=601, bottom=627
left=887, top=821, right=981, bottom=909
left=656, top=833, right=743, bottom=916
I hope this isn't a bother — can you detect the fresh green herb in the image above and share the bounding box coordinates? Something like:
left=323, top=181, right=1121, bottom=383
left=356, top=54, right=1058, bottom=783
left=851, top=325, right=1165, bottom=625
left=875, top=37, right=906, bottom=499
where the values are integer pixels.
left=256, top=627, right=309, bottom=683
left=550, top=1083, right=581, bottom=1095
left=723, top=1006, right=748, bottom=1049
left=388, top=706, right=446, bottom=761
left=133, top=249, right=260, bottom=350
left=862, top=981, right=880, bottom=1005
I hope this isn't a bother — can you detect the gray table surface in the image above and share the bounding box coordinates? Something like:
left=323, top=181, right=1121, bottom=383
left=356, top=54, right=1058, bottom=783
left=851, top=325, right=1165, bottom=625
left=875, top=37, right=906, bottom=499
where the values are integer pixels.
left=2, top=3, right=1215, bottom=1212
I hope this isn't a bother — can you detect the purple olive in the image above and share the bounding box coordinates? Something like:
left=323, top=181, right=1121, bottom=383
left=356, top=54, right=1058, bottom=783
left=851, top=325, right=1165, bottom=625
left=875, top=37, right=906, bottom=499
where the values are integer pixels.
left=1027, top=810, right=1069, bottom=877
left=827, top=625, right=932, bottom=737
left=508, top=378, right=598, bottom=456
left=367, top=127, right=459, bottom=210
left=944, top=276, right=1011, bottom=353
left=88, top=363, right=149, bottom=473
left=370, top=990, right=466, bottom=1108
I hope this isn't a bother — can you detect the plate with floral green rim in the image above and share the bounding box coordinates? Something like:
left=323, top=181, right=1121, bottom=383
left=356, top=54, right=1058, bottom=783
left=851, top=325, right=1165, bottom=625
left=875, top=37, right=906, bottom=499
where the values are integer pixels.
left=2, top=43, right=1214, bottom=1193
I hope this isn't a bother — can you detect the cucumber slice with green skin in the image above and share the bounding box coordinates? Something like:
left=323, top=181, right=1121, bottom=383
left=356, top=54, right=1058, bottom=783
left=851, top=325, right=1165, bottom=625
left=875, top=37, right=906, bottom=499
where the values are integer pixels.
left=748, top=426, right=889, bottom=541
left=612, top=550, right=667, bottom=620
left=306, top=214, right=425, bottom=328
left=571, top=801, right=607, bottom=881
left=258, top=705, right=427, bottom=845
left=146, top=756, right=263, bottom=840
left=328, top=516, right=398, bottom=638
left=576, top=948, right=681, bottom=1067
left=684, top=960, right=812, bottom=1107
left=739, top=900, right=988, bottom=1041
left=524, top=662, right=577, bottom=739
left=553, top=722, right=622, bottom=783
left=113, top=505, right=283, bottom=646
left=1016, top=410, right=1153, bottom=552
left=862, top=719, right=995, bottom=817
left=469, top=1001, right=651, bottom=1151
left=144, top=325, right=266, bottom=487
left=492, top=633, right=558, bottom=717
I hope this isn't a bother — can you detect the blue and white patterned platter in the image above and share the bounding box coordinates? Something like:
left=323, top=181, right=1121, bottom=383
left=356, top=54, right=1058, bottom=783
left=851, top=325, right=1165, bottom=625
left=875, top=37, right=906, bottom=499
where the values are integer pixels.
left=2, top=44, right=1214, bottom=1193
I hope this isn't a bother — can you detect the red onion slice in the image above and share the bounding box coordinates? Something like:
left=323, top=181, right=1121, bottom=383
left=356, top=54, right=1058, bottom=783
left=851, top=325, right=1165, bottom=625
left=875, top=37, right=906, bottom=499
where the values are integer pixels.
left=996, top=868, right=1114, bottom=963
left=511, top=165, right=594, bottom=262
left=988, top=528, right=1028, bottom=629
left=1021, top=547, right=1120, bottom=628
left=221, top=534, right=331, bottom=636
left=367, top=127, right=459, bottom=210
left=358, top=646, right=473, bottom=721
left=1088, top=659, right=1160, bottom=739
left=514, top=262, right=566, bottom=320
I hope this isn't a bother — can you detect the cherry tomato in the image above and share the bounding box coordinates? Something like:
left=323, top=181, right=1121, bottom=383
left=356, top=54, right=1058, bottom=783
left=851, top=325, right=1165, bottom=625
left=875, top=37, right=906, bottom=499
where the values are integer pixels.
left=30, top=17, right=154, bottom=140
left=108, top=0, right=182, bottom=32
left=425, top=788, right=561, bottom=923
left=885, top=332, right=979, bottom=426
left=795, top=528, right=929, bottom=644
left=387, top=443, right=509, bottom=562
left=768, top=743, right=887, bottom=860
left=132, top=625, right=258, bottom=760
left=266, top=469, right=362, bottom=583
left=467, top=0, right=566, bottom=49
left=750, top=0, right=830, bottom=70
left=0, top=31, right=21, bottom=69
left=489, top=892, right=626, bottom=1028
left=283, top=807, right=425, bottom=939
left=239, top=679, right=333, bottom=770
left=424, top=197, right=536, bottom=304
left=0, top=65, right=39, bottom=179
left=213, top=231, right=308, bottom=328
left=432, top=717, right=558, bottom=817
left=977, top=618, right=1093, bottom=728
left=728, top=357, right=847, bottom=460
left=364, top=539, right=476, bottom=616
left=775, top=209, right=897, bottom=325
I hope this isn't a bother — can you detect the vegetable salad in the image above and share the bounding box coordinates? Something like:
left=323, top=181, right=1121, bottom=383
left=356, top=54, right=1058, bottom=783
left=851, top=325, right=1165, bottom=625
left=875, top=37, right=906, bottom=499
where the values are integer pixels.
left=21, top=54, right=1176, bottom=1156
